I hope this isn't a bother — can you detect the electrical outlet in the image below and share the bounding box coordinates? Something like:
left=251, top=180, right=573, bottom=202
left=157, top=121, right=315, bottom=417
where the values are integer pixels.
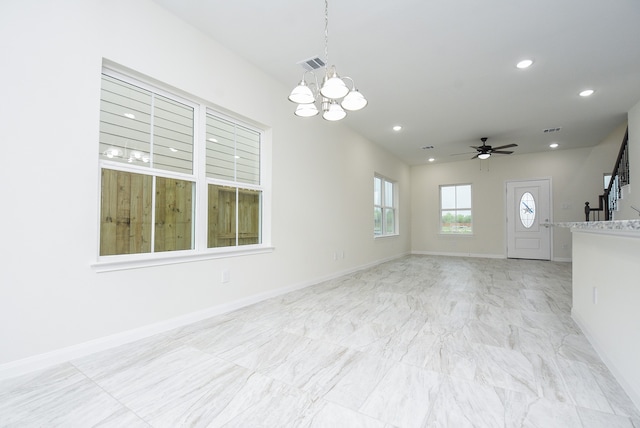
left=221, top=269, right=230, bottom=283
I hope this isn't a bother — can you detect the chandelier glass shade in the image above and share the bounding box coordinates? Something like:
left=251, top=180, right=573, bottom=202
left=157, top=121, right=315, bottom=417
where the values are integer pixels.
left=478, top=153, right=491, bottom=160
left=288, top=80, right=316, bottom=104
left=288, top=0, right=367, bottom=121
left=322, top=99, right=347, bottom=121
left=320, top=69, right=349, bottom=99
left=294, top=102, right=319, bottom=117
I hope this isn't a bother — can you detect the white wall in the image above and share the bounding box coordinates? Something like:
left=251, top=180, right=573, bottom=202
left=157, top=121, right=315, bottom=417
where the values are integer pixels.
left=615, top=100, right=640, bottom=219
left=572, top=230, right=640, bottom=409
left=410, top=123, right=627, bottom=260
left=0, top=0, right=410, bottom=367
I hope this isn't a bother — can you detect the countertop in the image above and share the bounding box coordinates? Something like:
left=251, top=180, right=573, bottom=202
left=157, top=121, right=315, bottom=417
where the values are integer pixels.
left=551, top=219, right=640, bottom=237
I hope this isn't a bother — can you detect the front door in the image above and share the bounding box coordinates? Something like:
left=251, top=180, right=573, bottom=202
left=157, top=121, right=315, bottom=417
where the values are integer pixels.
left=506, top=179, right=551, bottom=260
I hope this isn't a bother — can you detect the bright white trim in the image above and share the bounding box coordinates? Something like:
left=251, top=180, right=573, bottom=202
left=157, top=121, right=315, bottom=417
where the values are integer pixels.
left=374, top=174, right=399, bottom=236
left=412, top=250, right=570, bottom=262
left=97, top=64, right=271, bottom=266
left=93, top=245, right=274, bottom=272
left=374, top=233, right=400, bottom=239
left=0, top=252, right=408, bottom=381
left=572, top=309, right=640, bottom=411
left=439, top=183, right=473, bottom=234
left=411, top=250, right=504, bottom=259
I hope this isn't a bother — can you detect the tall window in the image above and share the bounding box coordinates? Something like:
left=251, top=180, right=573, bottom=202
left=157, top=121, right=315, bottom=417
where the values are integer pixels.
left=206, top=115, right=261, bottom=248
left=440, top=184, right=472, bottom=234
left=374, top=175, right=397, bottom=236
left=98, top=70, right=264, bottom=260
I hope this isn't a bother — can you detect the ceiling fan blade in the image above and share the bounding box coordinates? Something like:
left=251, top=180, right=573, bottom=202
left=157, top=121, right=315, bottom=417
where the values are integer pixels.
left=491, top=150, right=514, bottom=155
left=471, top=154, right=480, bottom=159
left=491, top=143, right=518, bottom=151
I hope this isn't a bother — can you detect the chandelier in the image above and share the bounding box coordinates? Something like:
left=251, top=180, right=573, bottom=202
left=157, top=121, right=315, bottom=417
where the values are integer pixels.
left=288, top=0, right=367, bottom=121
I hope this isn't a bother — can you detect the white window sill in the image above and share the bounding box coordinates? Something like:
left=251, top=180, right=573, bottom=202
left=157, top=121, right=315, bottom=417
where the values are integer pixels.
left=438, top=232, right=475, bottom=237
left=92, top=245, right=275, bottom=273
left=374, top=233, right=400, bottom=239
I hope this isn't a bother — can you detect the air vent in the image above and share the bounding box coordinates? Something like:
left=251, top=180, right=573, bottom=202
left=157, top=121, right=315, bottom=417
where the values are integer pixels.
left=421, top=145, right=435, bottom=150
left=543, top=127, right=562, bottom=134
left=297, top=56, right=326, bottom=71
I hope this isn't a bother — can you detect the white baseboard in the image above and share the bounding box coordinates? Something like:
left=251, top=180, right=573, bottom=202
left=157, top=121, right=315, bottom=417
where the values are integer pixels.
left=412, top=250, right=572, bottom=263
left=411, top=250, right=505, bottom=259
left=0, top=252, right=408, bottom=381
left=572, top=309, right=640, bottom=411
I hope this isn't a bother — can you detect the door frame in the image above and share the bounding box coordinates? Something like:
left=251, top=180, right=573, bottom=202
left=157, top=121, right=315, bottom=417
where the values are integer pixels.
left=505, top=177, right=553, bottom=260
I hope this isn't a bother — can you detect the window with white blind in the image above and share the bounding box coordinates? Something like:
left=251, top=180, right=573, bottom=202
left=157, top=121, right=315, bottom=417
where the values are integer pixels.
left=206, top=114, right=262, bottom=248
left=97, top=68, right=268, bottom=265
left=374, top=175, right=398, bottom=236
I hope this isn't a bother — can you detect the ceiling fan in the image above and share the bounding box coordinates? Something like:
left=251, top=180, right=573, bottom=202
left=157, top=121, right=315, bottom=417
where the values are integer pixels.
left=471, top=137, right=517, bottom=159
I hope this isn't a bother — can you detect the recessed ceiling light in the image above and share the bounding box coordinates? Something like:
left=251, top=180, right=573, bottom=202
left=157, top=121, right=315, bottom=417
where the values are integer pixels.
left=393, top=125, right=402, bottom=131
left=516, top=59, right=534, bottom=69
left=579, top=89, right=595, bottom=97
left=123, top=113, right=136, bottom=119
left=428, top=158, right=435, bottom=162
left=549, top=143, right=559, bottom=149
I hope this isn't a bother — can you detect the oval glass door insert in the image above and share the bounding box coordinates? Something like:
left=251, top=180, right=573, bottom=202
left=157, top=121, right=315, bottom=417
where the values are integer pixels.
left=520, top=192, right=536, bottom=228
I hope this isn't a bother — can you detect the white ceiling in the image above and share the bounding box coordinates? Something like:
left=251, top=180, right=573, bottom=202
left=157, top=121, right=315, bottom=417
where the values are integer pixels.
left=153, top=0, right=640, bottom=165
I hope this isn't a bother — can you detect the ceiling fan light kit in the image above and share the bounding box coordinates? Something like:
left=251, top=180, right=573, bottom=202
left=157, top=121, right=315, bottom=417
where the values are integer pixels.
left=288, top=0, right=367, bottom=121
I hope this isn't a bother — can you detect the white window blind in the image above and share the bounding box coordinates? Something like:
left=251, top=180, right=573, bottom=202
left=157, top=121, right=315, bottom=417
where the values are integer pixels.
left=99, top=74, right=194, bottom=175
left=206, top=114, right=260, bottom=185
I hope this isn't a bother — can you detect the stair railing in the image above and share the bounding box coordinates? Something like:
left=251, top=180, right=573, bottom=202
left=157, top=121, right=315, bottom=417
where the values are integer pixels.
left=603, top=127, right=629, bottom=220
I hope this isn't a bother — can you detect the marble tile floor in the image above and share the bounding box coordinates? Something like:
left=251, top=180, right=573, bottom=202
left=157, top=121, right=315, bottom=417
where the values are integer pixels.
left=1, top=255, right=639, bottom=427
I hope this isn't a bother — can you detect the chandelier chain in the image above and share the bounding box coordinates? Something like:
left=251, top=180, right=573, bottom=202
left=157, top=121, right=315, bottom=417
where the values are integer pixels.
left=324, top=0, right=329, bottom=67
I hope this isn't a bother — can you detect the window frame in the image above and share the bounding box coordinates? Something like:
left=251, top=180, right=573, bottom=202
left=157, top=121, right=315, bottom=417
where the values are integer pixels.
left=439, top=183, right=473, bottom=235
left=374, top=174, right=399, bottom=237
left=94, top=66, right=272, bottom=272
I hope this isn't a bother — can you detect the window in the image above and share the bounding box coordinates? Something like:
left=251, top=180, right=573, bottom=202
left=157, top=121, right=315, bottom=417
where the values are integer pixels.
left=440, top=184, right=472, bottom=234
left=374, top=175, right=397, bottom=236
left=206, top=115, right=261, bottom=248
left=98, top=69, right=265, bottom=263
